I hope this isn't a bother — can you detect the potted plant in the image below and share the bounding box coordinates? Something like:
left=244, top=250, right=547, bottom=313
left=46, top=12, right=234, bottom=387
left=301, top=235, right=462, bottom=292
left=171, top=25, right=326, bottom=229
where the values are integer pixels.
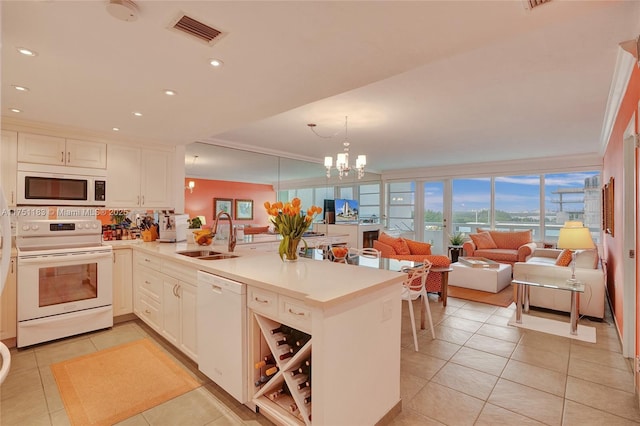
left=449, top=231, right=466, bottom=246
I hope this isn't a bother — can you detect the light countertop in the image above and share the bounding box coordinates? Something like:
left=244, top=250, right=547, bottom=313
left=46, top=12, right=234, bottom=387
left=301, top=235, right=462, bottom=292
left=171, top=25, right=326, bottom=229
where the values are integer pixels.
left=122, top=240, right=404, bottom=309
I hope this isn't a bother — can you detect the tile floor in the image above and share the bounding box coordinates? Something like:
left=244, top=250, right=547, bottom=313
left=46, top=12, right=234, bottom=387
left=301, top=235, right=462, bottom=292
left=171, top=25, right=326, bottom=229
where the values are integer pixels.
left=1, top=295, right=638, bottom=425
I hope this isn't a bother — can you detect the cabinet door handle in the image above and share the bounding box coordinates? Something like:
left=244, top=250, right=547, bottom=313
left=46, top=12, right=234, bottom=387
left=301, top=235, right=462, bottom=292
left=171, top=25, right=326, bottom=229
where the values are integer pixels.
left=10, top=190, right=14, bottom=204
left=144, top=309, right=151, bottom=314
left=10, top=259, right=14, bottom=273
left=288, top=308, right=305, bottom=316
left=61, top=151, right=64, bottom=163
left=113, top=253, right=116, bottom=263
left=254, top=297, right=269, bottom=304
left=137, top=196, right=140, bottom=205
left=67, top=151, right=70, bottom=163
left=144, top=280, right=151, bottom=285
left=142, top=196, right=145, bottom=205
left=144, top=258, right=151, bottom=262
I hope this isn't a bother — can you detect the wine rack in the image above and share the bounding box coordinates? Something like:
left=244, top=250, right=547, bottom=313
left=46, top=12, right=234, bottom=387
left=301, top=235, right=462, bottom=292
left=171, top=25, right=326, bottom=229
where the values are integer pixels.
left=252, top=314, right=312, bottom=425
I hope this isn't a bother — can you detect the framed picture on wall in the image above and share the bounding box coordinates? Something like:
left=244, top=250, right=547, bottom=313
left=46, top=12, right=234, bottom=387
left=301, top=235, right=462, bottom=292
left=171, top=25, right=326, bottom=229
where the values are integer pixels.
left=214, top=198, right=233, bottom=218
left=235, top=199, right=253, bottom=220
left=602, top=177, right=614, bottom=237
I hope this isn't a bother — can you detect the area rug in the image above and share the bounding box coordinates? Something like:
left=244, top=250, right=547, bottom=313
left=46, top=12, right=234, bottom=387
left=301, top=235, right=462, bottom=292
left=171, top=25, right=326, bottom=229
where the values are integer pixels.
left=448, top=284, right=514, bottom=307
left=51, top=338, right=199, bottom=426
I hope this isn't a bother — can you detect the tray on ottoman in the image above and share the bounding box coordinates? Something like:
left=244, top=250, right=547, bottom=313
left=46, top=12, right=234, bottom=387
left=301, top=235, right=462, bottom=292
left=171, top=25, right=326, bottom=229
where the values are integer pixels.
left=458, top=257, right=500, bottom=268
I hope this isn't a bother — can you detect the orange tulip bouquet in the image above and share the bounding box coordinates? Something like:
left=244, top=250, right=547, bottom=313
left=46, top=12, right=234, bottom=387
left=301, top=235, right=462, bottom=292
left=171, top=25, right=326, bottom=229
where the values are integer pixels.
left=264, top=198, right=322, bottom=261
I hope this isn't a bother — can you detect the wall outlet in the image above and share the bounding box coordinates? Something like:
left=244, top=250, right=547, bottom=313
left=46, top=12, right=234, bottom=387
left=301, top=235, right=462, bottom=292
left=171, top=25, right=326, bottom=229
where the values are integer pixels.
left=382, top=299, right=393, bottom=322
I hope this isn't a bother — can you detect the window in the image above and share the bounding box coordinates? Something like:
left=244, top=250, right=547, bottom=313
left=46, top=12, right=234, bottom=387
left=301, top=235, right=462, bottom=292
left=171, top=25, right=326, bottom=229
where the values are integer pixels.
left=495, top=175, right=541, bottom=239
left=387, top=182, right=415, bottom=239
left=452, top=178, right=490, bottom=234
left=358, top=183, right=380, bottom=222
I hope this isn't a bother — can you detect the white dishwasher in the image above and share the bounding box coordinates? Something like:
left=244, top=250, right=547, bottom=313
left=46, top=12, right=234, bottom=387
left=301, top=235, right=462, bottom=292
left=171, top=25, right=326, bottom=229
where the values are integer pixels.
left=197, top=271, right=247, bottom=403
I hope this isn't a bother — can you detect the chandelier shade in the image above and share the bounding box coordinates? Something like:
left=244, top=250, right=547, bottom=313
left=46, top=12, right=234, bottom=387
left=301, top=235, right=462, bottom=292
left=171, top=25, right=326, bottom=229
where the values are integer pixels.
left=313, top=116, right=366, bottom=179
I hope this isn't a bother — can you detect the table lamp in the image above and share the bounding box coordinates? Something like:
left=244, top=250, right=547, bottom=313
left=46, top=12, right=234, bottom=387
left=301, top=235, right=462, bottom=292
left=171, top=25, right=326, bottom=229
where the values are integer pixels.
left=557, top=221, right=595, bottom=284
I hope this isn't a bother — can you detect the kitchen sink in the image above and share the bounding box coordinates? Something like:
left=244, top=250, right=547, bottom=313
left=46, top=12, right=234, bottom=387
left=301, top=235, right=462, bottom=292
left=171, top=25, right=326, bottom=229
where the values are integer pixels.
left=198, top=254, right=239, bottom=260
left=176, top=250, right=238, bottom=260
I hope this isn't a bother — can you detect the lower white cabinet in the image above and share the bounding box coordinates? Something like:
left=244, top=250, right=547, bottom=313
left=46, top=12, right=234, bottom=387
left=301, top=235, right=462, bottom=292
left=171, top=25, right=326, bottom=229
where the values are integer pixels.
left=0, top=257, right=17, bottom=341
left=133, top=251, right=197, bottom=361
left=112, top=249, right=133, bottom=317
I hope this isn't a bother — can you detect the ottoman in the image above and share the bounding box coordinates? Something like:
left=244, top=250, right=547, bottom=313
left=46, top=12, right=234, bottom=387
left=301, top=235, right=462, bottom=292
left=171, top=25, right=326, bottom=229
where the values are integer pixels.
left=449, top=262, right=512, bottom=293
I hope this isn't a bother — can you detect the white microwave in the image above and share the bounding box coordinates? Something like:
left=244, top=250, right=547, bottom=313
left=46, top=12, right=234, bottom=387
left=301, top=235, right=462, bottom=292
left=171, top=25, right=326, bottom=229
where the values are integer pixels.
left=17, top=163, right=107, bottom=206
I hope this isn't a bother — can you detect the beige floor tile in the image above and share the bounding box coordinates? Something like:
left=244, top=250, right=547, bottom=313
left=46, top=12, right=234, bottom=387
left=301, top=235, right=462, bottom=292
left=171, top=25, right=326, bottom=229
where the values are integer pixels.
left=431, top=362, right=498, bottom=400
left=562, top=400, right=639, bottom=426
left=204, top=409, right=246, bottom=425
left=443, top=297, right=467, bottom=308
left=518, top=329, right=571, bottom=354
left=450, top=346, right=508, bottom=377
left=565, top=376, right=640, bottom=422
left=34, top=338, right=97, bottom=367
left=0, top=365, right=42, bottom=400
left=458, top=301, right=498, bottom=314
left=388, top=408, right=445, bottom=425
left=475, top=403, right=546, bottom=425
left=464, top=334, right=517, bottom=358
left=0, top=386, right=49, bottom=425
left=485, top=314, right=513, bottom=327
left=450, top=307, right=493, bottom=323
left=438, top=315, right=484, bottom=333
left=501, top=359, right=566, bottom=397
left=400, top=348, right=446, bottom=381
left=43, top=382, right=65, bottom=413
left=226, top=402, right=274, bottom=425
left=415, top=338, right=461, bottom=361
left=568, top=357, right=635, bottom=393
left=492, top=305, right=517, bottom=318
left=408, top=381, right=484, bottom=426
left=570, top=343, right=631, bottom=372
left=142, top=387, right=229, bottom=425
left=511, top=342, right=569, bottom=374
left=488, top=379, right=564, bottom=425
left=50, top=408, right=71, bottom=426
left=6, top=347, right=37, bottom=374
left=89, top=322, right=148, bottom=350
left=476, top=323, right=523, bottom=343
left=434, top=324, right=473, bottom=346
left=400, top=372, right=428, bottom=402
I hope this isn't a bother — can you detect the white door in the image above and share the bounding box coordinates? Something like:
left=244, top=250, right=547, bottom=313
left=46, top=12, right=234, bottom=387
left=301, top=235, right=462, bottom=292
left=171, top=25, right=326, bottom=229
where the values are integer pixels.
left=17, top=133, right=66, bottom=165
left=179, top=281, right=198, bottom=361
left=161, top=276, right=180, bottom=346
left=1, top=131, right=18, bottom=206
left=141, top=150, right=172, bottom=208
left=112, top=249, right=133, bottom=316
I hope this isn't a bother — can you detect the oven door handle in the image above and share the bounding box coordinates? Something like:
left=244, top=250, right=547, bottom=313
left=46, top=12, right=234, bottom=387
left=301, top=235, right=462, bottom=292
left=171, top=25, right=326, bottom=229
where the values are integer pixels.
left=18, top=251, right=112, bottom=264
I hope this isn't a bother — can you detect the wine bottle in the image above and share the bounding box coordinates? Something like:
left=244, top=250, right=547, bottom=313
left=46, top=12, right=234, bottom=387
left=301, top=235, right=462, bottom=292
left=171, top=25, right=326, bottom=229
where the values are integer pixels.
left=268, top=382, right=290, bottom=400
left=290, top=369, right=303, bottom=377
left=254, top=354, right=275, bottom=369
left=270, top=324, right=292, bottom=335
left=279, top=352, right=293, bottom=361
left=297, top=380, right=310, bottom=390
left=304, top=395, right=311, bottom=404
left=295, top=335, right=311, bottom=347
left=289, top=402, right=298, bottom=413
left=265, top=365, right=278, bottom=376
left=297, top=365, right=311, bottom=376
left=275, top=337, right=290, bottom=347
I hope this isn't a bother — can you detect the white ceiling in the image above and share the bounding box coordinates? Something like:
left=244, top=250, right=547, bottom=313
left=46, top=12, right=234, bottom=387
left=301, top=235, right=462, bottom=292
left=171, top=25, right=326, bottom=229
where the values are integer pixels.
left=2, top=1, right=639, bottom=181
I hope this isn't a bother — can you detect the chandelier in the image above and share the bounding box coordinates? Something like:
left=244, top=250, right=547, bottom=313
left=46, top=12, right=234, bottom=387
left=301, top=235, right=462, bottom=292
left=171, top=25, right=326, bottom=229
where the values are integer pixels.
left=309, top=116, right=366, bottom=179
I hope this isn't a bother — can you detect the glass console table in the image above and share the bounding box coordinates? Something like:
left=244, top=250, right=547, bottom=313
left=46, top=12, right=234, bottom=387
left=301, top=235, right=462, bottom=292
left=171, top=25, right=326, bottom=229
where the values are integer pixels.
left=510, top=278, right=596, bottom=343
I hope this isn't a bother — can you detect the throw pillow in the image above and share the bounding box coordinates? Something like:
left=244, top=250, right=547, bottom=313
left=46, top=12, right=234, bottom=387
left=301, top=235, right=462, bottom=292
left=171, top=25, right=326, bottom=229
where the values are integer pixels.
left=469, top=232, right=498, bottom=249
left=378, top=233, right=411, bottom=255
left=555, top=249, right=573, bottom=267
left=405, top=239, right=432, bottom=255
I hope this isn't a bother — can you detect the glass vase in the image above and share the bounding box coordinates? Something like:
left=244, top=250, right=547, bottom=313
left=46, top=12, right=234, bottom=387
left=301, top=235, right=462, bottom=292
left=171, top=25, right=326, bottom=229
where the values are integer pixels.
left=282, top=237, right=301, bottom=262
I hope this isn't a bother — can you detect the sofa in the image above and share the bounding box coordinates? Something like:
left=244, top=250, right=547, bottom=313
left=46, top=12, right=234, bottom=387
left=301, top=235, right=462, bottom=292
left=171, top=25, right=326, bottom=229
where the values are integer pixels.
left=512, top=248, right=605, bottom=319
left=462, top=229, right=537, bottom=266
left=373, top=233, right=451, bottom=293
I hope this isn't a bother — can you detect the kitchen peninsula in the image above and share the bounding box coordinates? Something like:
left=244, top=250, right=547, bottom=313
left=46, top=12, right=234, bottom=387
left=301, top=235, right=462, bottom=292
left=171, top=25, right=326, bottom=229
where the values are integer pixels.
left=128, top=240, right=404, bottom=426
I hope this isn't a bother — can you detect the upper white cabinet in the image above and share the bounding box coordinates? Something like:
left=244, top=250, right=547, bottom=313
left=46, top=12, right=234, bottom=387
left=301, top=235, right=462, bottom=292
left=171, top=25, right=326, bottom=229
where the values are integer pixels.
left=17, top=132, right=106, bottom=169
left=1, top=130, right=18, bottom=206
left=107, top=145, right=172, bottom=208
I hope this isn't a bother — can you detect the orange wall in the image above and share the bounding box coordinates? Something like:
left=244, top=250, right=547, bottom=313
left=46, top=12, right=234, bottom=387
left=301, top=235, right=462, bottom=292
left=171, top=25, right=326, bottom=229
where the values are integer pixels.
left=184, top=178, right=276, bottom=227
left=602, top=63, right=640, bottom=347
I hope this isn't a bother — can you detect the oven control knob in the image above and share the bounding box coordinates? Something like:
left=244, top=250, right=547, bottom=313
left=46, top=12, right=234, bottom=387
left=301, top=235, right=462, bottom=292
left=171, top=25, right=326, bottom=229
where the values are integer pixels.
left=32, top=224, right=39, bottom=230
left=92, top=224, right=98, bottom=229
left=21, top=225, right=30, bottom=231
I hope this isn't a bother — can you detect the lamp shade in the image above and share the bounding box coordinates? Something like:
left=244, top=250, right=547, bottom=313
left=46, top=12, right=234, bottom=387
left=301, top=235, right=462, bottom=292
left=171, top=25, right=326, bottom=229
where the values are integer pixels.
left=557, top=221, right=595, bottom=250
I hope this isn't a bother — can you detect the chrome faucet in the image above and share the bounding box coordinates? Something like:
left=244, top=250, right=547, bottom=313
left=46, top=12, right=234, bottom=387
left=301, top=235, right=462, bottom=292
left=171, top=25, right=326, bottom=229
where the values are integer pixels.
left=212, top=211, right=236, bottom=252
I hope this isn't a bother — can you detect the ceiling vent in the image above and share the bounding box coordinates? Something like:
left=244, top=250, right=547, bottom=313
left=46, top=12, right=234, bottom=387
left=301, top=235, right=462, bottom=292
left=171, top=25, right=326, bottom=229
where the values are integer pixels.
left=522, top=0, right=552, bottom=10
left=169, top=13, right=226, bottom=46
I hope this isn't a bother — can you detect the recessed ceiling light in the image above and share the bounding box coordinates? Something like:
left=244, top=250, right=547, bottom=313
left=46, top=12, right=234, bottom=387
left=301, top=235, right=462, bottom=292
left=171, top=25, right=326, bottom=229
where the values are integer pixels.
left=9, top=108, right=22, bottom=113
left=164, top=89, right=177, bottom=96
left=13, top=85, right=29, bottom=92
left=132, top=112, right=142, bottom=117
left=209, top=58, right=224, bottom=68
left=16, top=47, right=37, bottom=57
left=112, top=127, right=120, bottom=131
